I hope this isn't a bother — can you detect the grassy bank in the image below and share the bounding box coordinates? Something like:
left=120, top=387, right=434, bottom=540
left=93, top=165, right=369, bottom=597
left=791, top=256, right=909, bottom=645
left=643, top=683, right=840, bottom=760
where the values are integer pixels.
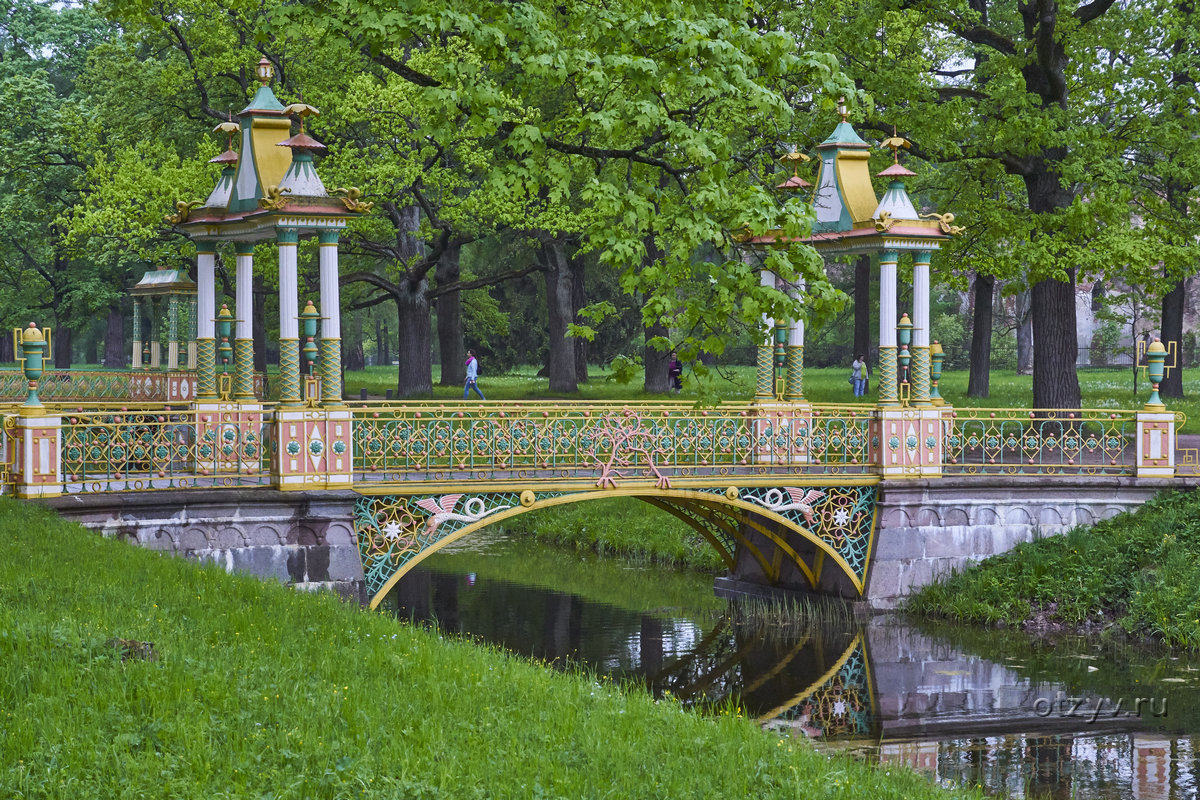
left=498, top=497, right=726, bottom=573
left=907, top=490, right=1200, bottom=648
left=0, top=499, right=976, bottom=799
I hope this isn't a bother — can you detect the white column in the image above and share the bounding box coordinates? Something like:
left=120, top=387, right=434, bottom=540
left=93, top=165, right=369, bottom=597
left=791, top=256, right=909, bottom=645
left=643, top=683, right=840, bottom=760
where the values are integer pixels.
left=279, top=239, right=299, bottom=339
left=197, top=251, right=216, bottom=339
left=760, top=269, right=776, bottom=344
left=879, top=256, right=897, bottom=349
left=236, top=247, right=253, bottom=341
left=788, top=278, right=805, bottom=347
left=913, top=256, right=930, bottom=349
left=319, top=235, right=341, bottom=338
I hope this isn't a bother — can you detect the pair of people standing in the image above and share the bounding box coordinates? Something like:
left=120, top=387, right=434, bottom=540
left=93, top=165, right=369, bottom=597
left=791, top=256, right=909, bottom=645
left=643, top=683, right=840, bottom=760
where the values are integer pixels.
left=463, top=350, right=485, bottom=400
left=850, top=354, right=869, bottom=398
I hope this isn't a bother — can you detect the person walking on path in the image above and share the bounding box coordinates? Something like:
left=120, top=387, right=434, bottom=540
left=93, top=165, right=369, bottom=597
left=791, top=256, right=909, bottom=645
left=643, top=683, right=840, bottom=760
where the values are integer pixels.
left=463, top=350, right=485, bottom=400
left=850, top=354, right=869, bottom=398
left=668, top=350, right=683, bottom=394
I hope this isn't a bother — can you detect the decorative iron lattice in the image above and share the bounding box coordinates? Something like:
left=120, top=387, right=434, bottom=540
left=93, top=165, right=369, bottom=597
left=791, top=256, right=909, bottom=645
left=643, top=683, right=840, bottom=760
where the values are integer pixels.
left=732, top=484, right=878, bottom=582
left=60, top=407, right=273, bottom=493
left=356, top=483, right=879, bottom=604
left=770, top=637, right=873, bottom=738
left=352, top=402, right=875, bottom=485
left=355, top=490, right=534, bottom=598
left=943, top=408, right=1137, bottom=475
left=0, top=368, right=268, bottom=402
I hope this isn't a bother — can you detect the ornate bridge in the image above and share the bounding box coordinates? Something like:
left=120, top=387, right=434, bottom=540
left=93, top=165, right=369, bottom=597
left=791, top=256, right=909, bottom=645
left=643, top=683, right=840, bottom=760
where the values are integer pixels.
left=0, top=84, right=1183, bottom=609
left=1, top=379, right=1182, bottom=610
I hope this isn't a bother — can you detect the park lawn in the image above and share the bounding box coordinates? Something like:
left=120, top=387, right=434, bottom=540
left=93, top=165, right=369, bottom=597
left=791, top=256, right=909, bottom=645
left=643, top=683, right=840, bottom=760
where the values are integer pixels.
left=0, top=498, right=979, bottom=800
left=906, top=489, right=1200, bottom=648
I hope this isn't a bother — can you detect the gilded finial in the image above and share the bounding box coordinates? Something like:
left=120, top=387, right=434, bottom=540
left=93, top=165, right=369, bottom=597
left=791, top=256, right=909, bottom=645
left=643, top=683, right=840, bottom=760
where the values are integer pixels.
left=778, top=150, right=811, bottom=178
left=283, top=93, right=320, bottom=135
left=837, top=96, right=849, bottom=123
left=879, top=126, right=910, bottom=164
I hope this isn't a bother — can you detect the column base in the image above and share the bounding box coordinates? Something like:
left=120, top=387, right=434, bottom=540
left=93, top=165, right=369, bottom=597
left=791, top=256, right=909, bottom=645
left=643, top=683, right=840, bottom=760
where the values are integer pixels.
left=274, top=408, right=354, bottom=490
left=1136, top=410, right=1175, bottom=478
left=877, top=407, right=945, bottom=479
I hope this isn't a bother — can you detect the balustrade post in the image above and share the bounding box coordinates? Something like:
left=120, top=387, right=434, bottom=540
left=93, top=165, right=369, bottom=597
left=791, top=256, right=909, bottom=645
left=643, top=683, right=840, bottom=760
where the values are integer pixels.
left=10, top=323, right=62, bottom=497
left=1136, top=338, right=1175, bottom=478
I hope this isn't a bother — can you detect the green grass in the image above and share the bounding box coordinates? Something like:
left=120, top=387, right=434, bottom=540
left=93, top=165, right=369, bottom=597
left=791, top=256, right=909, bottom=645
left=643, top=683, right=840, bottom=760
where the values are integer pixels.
left=907, top=489, right=1200, bottom=648
left=343, top=364, right=1200, bottom=428
left=0, top=498, right=979, bottom=799
left=498, top=497, right=727, bottom=574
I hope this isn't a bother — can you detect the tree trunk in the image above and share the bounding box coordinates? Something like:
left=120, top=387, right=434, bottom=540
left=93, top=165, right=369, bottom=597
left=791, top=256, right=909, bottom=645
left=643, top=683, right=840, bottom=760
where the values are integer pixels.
left=435, top=243, right=465, bottom=386
left=104, top=307, right=125, bottom=368
left=853, top=255, right=871, bottom=360
left=253, top=272, right=268, bottom=374
left=54, top=325, right=72, bottom=369
left=643, top=320, right=671, bottom=393
left=0, top=329, right=13, bottom=363
left=1031, top=273, right=1081, bottom=410
left=344, top=314, right=365, bottom=371
left=374, top=316, right=383, bottom=367
left=394, top=279, right=433, bottom=397
left=1161, top=278, right=1185, bottom=399
left=1016, top=289, right=1034, bottom=374
left=967, top=273, right=994, bottom=398
left=571, top=252, right=589, bottom=383
left=540, top=237, right=577, bottom=393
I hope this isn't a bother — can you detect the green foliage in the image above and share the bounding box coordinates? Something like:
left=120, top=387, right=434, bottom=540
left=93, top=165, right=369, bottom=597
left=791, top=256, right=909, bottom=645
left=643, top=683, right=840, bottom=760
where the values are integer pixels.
left=0, top=498, right=977, bottom=799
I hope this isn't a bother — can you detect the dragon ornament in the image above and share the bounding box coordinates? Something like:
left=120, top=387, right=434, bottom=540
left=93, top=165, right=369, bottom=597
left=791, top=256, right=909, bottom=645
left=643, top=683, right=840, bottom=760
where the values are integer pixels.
left=165, top=199, right=202, bottom=224
left=258, top=184, right=291, bottom=211
left=331, top=187, right=374, bottom=213
left=919, top=212, right=965, bottom=235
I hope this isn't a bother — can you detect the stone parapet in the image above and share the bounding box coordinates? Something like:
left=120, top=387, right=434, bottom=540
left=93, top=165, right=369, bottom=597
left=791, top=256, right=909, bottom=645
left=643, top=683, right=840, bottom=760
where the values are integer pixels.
left=40, top=489, right=364, bottom=603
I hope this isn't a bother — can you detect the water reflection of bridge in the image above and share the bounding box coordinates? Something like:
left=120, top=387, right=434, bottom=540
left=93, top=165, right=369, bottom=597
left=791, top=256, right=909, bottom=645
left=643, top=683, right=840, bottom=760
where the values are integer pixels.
left=397, top=566, right=1195, bottom=798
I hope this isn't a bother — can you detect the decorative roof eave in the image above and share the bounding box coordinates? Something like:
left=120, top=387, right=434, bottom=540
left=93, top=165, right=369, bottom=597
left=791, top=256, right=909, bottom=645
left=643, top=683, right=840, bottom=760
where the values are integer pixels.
left=744, top=222, right=951, bottom=255
left=129, top=268, right=198, bottom=296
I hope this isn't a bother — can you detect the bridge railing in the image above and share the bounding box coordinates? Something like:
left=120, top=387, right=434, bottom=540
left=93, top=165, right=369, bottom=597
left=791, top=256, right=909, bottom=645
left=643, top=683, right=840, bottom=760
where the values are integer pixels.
left=59, top=406, right=273, bottom=493
left=941, top=408, right=1139, bottom=476
left=351, top=401, right=877, bottom=486
left=0, top=368, right=271, bottom=402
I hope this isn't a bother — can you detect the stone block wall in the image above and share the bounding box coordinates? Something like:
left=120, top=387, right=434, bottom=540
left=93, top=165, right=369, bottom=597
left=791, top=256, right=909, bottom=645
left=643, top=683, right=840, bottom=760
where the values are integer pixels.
left=41, top=489, right=364, bottom=603
left=866, top=477, right=1173, bottom=608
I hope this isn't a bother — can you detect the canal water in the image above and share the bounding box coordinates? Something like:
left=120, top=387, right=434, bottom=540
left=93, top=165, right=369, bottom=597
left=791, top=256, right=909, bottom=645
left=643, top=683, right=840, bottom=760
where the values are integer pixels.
left=393, top=530, right=1200, bottom=799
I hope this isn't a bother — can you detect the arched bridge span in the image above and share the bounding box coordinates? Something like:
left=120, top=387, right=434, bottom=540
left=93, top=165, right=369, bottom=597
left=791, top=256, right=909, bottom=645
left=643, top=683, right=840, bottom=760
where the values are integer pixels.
left=354, top=481, right=879, bottom=609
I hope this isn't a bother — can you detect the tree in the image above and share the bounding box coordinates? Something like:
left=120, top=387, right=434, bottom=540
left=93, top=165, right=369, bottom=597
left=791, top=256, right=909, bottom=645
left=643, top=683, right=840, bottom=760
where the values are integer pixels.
left=300, top=0, right=857, bottom=389
left=793, top=0, right=1185, bottom=409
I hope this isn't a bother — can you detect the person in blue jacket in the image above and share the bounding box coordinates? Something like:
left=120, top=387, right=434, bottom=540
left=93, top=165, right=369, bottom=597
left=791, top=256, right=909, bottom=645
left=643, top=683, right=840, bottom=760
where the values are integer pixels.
left=464, top=350, right=485, bottom=400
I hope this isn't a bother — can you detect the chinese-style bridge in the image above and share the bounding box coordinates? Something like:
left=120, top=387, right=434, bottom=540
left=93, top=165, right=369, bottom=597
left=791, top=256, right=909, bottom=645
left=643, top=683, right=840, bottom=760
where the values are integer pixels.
left=0, top=70, right=1186, bottom=609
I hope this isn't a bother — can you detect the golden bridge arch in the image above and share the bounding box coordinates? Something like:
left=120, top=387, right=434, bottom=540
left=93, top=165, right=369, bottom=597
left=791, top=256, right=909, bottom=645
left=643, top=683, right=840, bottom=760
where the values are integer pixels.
left=354, top=480, right=881, bottom=610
